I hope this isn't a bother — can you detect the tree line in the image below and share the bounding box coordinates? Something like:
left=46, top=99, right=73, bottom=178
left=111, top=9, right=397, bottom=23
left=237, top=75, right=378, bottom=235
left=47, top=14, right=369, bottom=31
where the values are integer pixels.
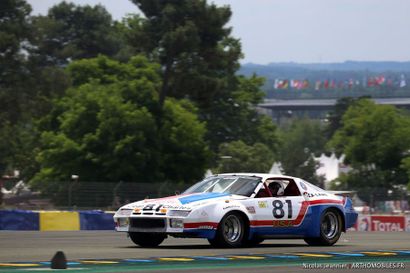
left=0, top=0, right=278, bottom=192
left=1, top=0, right=409, bottom=206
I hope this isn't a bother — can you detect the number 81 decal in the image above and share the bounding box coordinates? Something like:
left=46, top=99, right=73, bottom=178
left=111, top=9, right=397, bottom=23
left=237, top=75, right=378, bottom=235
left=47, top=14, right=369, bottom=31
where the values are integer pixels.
left=272, top=200, right=292, bottom=219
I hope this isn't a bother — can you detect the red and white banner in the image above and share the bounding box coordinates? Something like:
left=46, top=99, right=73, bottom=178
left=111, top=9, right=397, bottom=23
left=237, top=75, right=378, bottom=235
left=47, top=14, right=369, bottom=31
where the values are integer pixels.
left=350, top=215, right=409, bottom=232
left=371, top=215, right=405, bottom=231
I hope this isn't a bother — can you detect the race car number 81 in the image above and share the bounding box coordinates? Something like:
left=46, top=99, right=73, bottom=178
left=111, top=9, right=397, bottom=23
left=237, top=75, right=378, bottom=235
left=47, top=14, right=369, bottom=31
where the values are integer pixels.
left=143, top=204, right=163, bottom=211
left=272, top=200, right=292, bottom=219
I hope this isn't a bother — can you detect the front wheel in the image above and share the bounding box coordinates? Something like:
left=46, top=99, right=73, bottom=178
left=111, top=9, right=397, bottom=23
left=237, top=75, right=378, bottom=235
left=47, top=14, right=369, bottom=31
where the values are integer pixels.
left=128, top=232, right=166, bottom=247
left=208, top=212, right=246, bottom=248
left=304, top=209, right=342, bottom=246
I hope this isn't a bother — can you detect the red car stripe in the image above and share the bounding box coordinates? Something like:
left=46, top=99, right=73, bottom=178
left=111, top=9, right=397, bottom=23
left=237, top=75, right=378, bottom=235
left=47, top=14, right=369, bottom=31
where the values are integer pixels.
left=184, top=200, right=343, bottom=229
left=309, top=199, right=343, bottom=205
left=184, top=222, right=218, bottom=229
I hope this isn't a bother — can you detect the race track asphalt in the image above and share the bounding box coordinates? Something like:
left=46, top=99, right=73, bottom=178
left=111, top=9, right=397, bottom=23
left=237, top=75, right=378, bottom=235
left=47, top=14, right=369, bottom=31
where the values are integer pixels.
left=0, top=231, right=410, bottom=272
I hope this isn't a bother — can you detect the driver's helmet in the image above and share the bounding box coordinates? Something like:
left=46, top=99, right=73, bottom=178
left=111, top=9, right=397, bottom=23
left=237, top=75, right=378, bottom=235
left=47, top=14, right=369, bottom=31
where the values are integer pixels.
left=268, top=181, right=284, bottom=196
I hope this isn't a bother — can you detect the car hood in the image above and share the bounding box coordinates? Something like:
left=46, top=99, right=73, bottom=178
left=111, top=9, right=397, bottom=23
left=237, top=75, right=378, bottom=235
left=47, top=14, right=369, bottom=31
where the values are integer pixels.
left=121, top=192, right=245, bottom=210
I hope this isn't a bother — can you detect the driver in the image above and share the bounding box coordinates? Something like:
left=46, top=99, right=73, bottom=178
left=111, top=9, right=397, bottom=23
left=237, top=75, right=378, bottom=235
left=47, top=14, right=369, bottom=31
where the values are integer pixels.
left=268, top=181, right=284, bottom=196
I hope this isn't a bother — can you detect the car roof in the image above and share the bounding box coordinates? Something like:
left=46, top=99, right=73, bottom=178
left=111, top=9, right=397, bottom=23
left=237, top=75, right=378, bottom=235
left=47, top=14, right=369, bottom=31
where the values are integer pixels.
left=208, top=173, right=330, bottom=194
left=215, top=173, right=298, bottom=181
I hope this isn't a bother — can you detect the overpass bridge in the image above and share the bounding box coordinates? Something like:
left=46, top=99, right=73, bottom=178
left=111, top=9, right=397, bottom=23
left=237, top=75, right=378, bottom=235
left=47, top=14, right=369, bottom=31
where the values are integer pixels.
left=257, top=97, right=410, bottom=122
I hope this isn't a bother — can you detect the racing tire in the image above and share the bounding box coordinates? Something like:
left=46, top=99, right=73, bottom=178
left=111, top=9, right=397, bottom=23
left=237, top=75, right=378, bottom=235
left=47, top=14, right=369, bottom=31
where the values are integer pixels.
left=304, top=209, right=342, bottom=246
left=208, top=212, right=246, bottom=248
left=128, top=232, right=166, bottom=247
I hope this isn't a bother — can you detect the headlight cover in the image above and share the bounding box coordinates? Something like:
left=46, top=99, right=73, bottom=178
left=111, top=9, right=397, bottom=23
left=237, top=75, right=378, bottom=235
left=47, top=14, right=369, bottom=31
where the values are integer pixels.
left=170, top=218, right=184, bottom=228
left=168, top=210, right=191, bottom=217
left=117, top=218, right=129, bottom=227
left=117, top=208, right=132, bottom=216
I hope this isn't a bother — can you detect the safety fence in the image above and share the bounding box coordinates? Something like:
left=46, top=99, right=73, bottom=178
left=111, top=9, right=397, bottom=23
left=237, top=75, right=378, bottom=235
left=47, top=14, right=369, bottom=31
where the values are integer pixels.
left=2, top=181, right=186, bottom=210
left=2, top=209, right=410, bottom=232
left=0, top=210, right=114, bottom=231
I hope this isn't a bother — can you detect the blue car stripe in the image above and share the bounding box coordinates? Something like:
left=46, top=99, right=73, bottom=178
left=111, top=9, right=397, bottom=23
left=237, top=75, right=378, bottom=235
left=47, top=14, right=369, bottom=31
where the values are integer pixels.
left=327, top=252, right=365, bottom=257
left=179, top=193, right=230, bottom=204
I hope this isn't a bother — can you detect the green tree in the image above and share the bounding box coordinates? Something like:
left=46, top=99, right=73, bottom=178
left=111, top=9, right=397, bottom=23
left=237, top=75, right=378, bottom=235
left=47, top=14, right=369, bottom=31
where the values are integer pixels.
left=113, top=14, right=147, bottom=62
left=329, top=99, right=410, bottom=172
left=206, top=75, right=279, bottom=151
left=215, top=141, right=274, bottom=173
left=0, top=59, right=71, bottom=180
left=33, top=83, right=160, bottom=183
left=279, top=119, right=327, bottom=186
left=324, top=97, right=356, bottom=139
left=32, top=56, right=209, bottom=193
left=328, top=99, right=410, bottom=202
left=324, top=96, right=371, bottom=139
left=0, top=1, right=74, bottom=179
left=0, top=0, right=31, bottom=126
left=399, top=158, right=410, bottom=192
left=127, top=0, right=279, bottom=156
left=0, top=0, right=31, bottom=86
left=160, top=99, right=209, bottom=183
left=30, top=2, right=122, bottom=66
left=0, top=0, right=32, bottom=174
left=129, top=0, right=241, bottom=107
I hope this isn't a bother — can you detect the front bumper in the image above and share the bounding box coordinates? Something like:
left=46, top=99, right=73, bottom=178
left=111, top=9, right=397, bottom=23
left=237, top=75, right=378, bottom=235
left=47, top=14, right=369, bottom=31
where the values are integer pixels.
left=114, top=215, right=217, bottom=239
left=114, top=215, right=184, bottom=233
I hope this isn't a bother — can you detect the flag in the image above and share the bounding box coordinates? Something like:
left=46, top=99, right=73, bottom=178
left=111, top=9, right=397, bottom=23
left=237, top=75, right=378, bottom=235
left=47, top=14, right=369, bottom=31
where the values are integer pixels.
left=292, top=80, right=303, bottom=90
left=274, top=79, right=279, bottom=89
left=290, top=79, right=295, bottom=89
left=348, top=79, right=354, bottom=89
left=277, top=79, right=284, bottom=89
left=400, top=75, right=406, bottom=88
left=277, top=79, right=289, bottom=89
left=330, top=80, right=336, bottom=89
left=276, top=79, right=287, bottom=89
left=315, top=80, right=321, bottom=91
left=367, top=77, right=375, bottom=87
left=375, top=75, right=385, bottom=85
left=282, top=80, right=289, bottom=89
left=291, top=79, right=300, bottom=89
left=323, top=80, right=329, bottom=89
left=303, top=79, right=310, bottom=89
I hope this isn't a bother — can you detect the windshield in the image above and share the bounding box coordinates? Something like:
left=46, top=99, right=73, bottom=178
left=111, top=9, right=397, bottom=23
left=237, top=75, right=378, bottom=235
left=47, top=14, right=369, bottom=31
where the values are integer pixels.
left=183, top=176, right=261, bottom=197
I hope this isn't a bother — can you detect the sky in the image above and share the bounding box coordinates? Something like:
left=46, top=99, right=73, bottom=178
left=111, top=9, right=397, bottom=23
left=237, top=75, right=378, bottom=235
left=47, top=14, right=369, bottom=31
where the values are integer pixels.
left=27, top=0, right=410, bottom=64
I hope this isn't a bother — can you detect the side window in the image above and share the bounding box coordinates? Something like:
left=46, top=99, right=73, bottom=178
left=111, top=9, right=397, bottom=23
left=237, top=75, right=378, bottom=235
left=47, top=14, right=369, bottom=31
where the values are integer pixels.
left=265, top=178, right=301, bottom=197
left=255, top=187, right=270, bottom=198
left=282, top=180, right=301, bottom=196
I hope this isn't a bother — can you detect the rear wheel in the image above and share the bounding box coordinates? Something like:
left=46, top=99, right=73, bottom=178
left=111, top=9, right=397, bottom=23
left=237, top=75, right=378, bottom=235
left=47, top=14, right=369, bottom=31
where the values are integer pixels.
left=128, top=232, right=166, bottom=247
left=304, top=209, right=342, bottom=246
left=208, top=212, right=246, bottom=248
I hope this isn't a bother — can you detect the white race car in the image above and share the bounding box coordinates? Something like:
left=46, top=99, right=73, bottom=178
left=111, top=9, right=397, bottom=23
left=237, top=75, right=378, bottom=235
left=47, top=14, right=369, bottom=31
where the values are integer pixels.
left=114, top=173, right=357, bottom=248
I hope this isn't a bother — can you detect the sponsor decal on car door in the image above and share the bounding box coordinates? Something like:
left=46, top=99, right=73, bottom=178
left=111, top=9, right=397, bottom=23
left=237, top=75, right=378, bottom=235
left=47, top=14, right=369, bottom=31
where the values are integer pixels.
left=251, top=196, right=307, bottom=228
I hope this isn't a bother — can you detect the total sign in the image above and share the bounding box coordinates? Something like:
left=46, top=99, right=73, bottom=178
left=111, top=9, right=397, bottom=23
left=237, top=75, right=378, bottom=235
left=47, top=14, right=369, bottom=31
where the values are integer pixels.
left=371, top=216, right=405, bottom=231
